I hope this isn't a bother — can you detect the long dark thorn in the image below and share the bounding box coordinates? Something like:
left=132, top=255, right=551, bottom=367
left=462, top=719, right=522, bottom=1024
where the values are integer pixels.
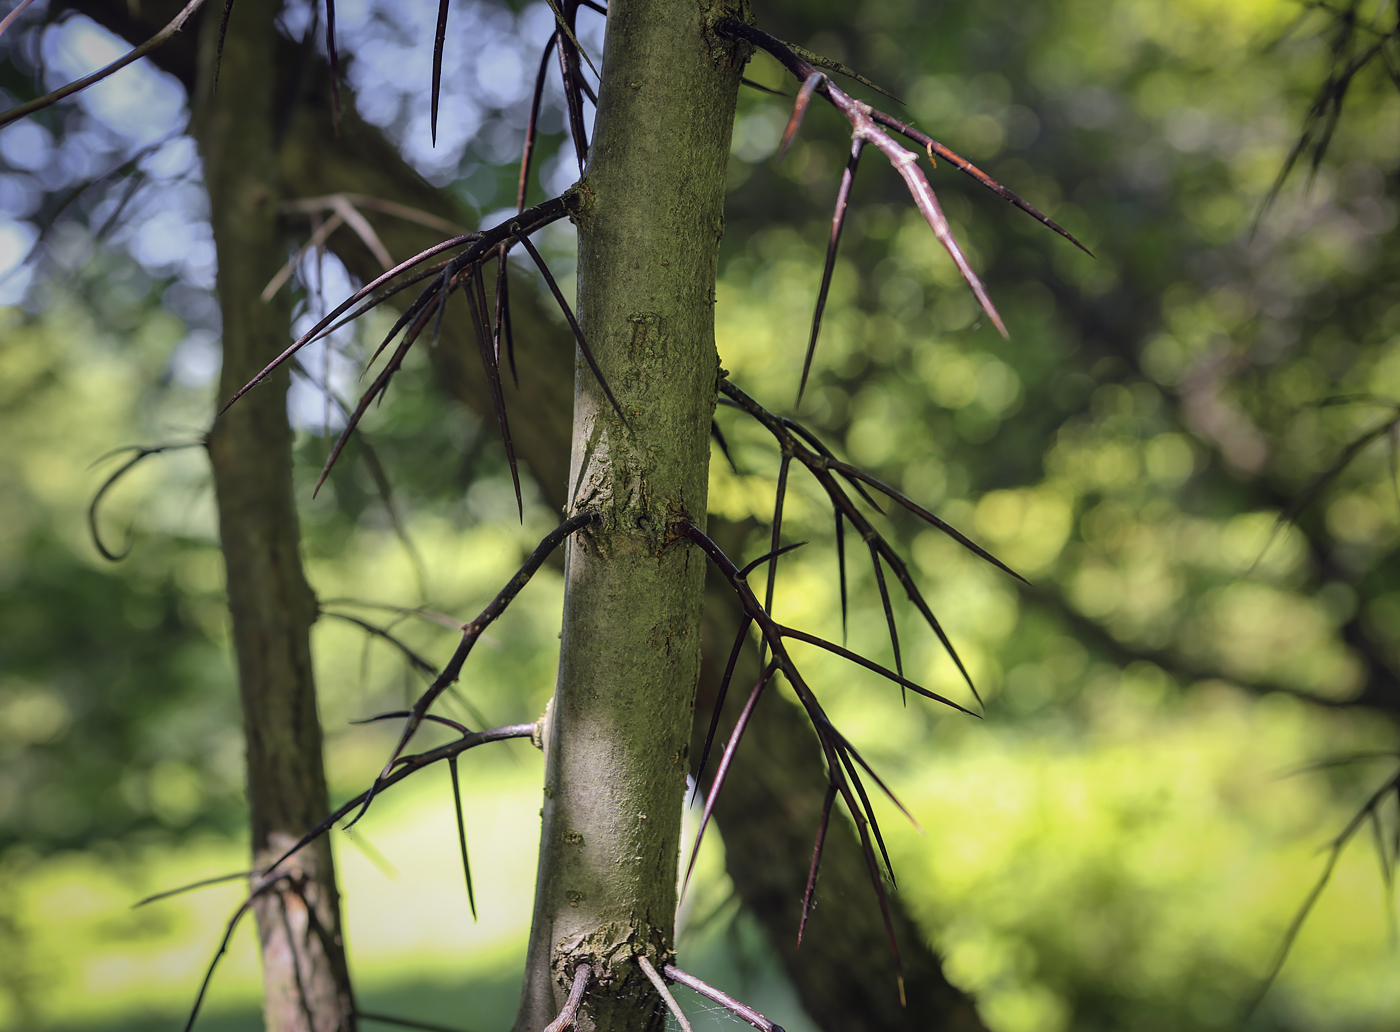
left=835, top=511, right=849, bottom=645
left=798, top=137, right=863, bottom=406
left=351, top=711, right=470, bottom=735
left=323, top=612, right=437, bottom=676
left=662, top=965, right=787, bottom=1032
left=693, top=616, right=754, bottom=801
left=541, top=962, right=592, bottom=1032
left=324, top=0, right=341, bottom=132
left=762, top=454, right=792, bottom=663
left=499, top=253, right=519, bottom=384
left=133, top=870, right=254, bottom=908
left=781, top=626, right=975, bottom=715
left=516, top=233, right=629, bottom=427
left=519, top=32, right=558, bottom=212
left=448, top=757, right=477, bottom=920
left=313, top=323, right=420, bottom=497
left=431, top=0, right=450, bottom=145
left=835, top=743, right=896, bottom=883
left=1252, top=417, right=1397, bottom=572
left=873, top=113, right=1093, bottom=256
left=799, top=783, right=838, bottom=945
left=465, top=265, right=523, bottom=519
left=712, top=419, right=739, bottom=473
left=740, top=76, right=787, bottom=97
left=222, top=231, right=484, bottom=413
left=778, top=72, right=825, bottom=162
left=818, top=717, right=921, bottom=830
left=738, top=540, right=809, bottom=579
left=684, top=663, right=777, bottom=896
left=357, top=1011, right=472, bottom=1032
left=868, top=543, right=904, bottom=702
left=781, top=40, right=902, bottom=103
left=557, top=32, right=589, bottom=171
left=269, top=722, right=537, bottom=876
left=781, top=417, right=884, bottom=513
left=830, top=458, right=1025, bottom=582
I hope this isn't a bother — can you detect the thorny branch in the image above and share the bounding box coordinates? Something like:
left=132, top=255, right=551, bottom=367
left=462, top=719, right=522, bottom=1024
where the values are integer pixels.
left=717, top=19, right=1092, bottom=405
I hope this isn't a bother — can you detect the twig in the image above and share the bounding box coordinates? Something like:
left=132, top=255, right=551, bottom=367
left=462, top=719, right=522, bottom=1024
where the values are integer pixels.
left=662, top=964, right=786, bottom=1032
left=1, top=0, right=207, bottom=128
left=636, top=955, right=693, bottom=1032
left=541, top=962, right=592, bottom=1032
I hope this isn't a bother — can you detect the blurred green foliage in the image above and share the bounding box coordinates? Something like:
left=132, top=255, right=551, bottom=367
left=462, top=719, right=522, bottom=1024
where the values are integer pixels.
left=4, top=0, right=1400, bottom=1029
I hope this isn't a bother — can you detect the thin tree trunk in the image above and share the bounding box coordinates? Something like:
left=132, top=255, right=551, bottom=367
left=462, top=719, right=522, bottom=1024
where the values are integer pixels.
left=191, top=4, right=356, bottom=1030
left=514, top=2, right=746, bottom=1029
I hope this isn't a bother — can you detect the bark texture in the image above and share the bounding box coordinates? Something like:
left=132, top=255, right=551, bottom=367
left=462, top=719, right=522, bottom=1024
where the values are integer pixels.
left=191, top=4, right=355, bottom=1030
left=514, top=3, right=747, bottom=1029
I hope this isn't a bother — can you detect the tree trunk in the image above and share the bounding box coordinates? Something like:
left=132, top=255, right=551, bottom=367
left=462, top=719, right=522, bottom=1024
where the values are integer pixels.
left=514, top=2, right=746, bottom=1029
left=191, top=4, right=356, bottom=1030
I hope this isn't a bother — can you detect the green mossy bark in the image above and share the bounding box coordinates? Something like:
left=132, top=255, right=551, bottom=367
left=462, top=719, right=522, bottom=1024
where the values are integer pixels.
left=514, top=2, right=747, bottom=1030
left=192, top=4, right=355, bottom=1030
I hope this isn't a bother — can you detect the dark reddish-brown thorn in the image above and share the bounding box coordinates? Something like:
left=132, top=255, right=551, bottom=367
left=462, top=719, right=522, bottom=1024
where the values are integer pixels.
left=781, top=416, right=884, bottom=513
left=778, top=71, right=825, bottom=162
left=662, top=965, right=787, bottom=1032
left=817, top=717, right=921, bottom=830
left=465, top=264, right=523, bottom=519
left=519, top=31, right=558, bottom=212
left=431, top=0, right=451, bottom=145
left=867, top=541, right=904, bottom=701
left=798, top=782, right=838, bottom=945
left=692, top=616, right=753, bottom=803
left=675, top=518, right=908, bottom=1000
left=515, top=233, right=630, bottom=427
left=797, top=136, right=863, bottom=406
left=683, top=663, right=778, bottom=895
left=826, top=457, right=1025, bottom=582
left=834, top=742, right=896, bottom=883
left=835, top=510, right=849, bottom=644
left=781, top=626, right=975, bottom=715
left=448, top=756, right=477, bottom=920
left=880, top=548, right=984, bottom=708
left=212, top=0, right=236, bottom=93
left=322, top=612, right=439, bottom=675
left=762, top=453, right=792, bottom=647
left=711, top=419, right=739, bottom=472
left=869, top=110, right=1093, bottom=256
left=493, top=248, right=518, bottom=385
left=325, top=0, right=341, bottom=132
left=738, top=540, right=808, bottom=578
left=541, top=962, right=593, bottom=1032
left=556, top=28, right=589, bottom=171
left=313, top=312, right=425, bottom=497
left=221, top=232, right=483, bottom=413
left=862, top=124, right=1007, bottom=337
left=132, top=869, right=255, bottom=909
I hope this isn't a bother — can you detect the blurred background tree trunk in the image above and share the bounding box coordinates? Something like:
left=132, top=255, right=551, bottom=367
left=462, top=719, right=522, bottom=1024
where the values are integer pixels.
left=191, top=2, right=355, bottom=1029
